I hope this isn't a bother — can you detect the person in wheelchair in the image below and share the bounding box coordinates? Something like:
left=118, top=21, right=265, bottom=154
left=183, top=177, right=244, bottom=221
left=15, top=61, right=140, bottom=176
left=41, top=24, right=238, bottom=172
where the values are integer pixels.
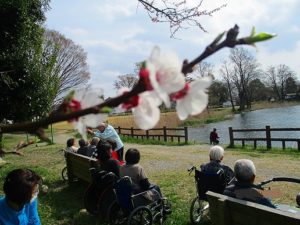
left=201, top=145, right=234, bottom=184
left=223, top=159, right=276, bottom=208
left=120, top=148, right=162, bottom=202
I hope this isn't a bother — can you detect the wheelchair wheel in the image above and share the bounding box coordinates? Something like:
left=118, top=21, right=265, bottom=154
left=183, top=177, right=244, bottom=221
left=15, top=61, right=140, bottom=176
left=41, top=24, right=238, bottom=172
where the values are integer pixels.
left=190, top=197, right=209, bottom=225
left=84, top=183, right=100, bottom=216
left=108, top=201, right=127, bottom=225
left=128, top=206, right=153, bottom=225
left=61, top=166, right=68, bottom=181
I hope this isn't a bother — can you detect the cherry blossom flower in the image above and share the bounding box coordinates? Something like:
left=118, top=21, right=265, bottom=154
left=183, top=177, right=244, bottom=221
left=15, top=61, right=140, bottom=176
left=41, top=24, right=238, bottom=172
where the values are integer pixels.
left=146, top=46, right=186, bottom=107
left=64, top=99, right=81, bottom=122
left=132, top=91, right=162, bottom=130
left=71, top=87, right=108, bottom=139
left=174, top=76, right=212, bottom=120
left=119, top=88, right=140, bottom=110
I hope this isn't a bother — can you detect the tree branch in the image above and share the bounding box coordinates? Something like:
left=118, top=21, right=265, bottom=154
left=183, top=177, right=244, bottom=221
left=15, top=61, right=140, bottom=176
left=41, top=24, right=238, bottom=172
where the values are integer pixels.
left=0, top=25, right=256, bottom=135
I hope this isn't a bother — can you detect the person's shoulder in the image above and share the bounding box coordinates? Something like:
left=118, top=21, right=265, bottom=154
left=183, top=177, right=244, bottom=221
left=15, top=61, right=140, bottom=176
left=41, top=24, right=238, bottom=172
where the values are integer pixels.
left=108, top=158, right=120, bottom=165
left=221, top=164, right=233, bottom=171
left=0, top=196, right=5, bottom=204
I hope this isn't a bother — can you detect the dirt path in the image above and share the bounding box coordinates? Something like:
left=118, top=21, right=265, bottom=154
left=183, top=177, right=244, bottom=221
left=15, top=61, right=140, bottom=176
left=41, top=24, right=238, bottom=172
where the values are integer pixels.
left=126, top=143, right=300, bottom=177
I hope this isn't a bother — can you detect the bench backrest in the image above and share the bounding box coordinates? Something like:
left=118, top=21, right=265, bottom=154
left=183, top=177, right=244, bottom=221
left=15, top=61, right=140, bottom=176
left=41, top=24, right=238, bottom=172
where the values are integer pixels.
left=65, top=151, right=98, bottom=183
left=206, top=191, right=300, bottom=225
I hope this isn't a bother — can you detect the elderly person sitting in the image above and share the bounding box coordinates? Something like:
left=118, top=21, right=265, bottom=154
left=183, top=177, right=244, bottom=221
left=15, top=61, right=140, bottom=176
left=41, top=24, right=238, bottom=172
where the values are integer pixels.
left=223, top=159, right=276, bottom=208
left=87, top=137, right=100, bottom=157
left=200, top=145, right=234, bottom=184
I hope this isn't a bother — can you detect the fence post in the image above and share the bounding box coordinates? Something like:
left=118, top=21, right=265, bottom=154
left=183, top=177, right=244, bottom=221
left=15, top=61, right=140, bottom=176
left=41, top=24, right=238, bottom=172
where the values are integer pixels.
left=229, top=127, right=234, bottom=147
left=266, top=125, right=271, bottom=149
left=297, top=141, right=300, bottom=151
left=50, top=123, right=54, bottom=143
left=163, top=126, right=167, bottom=142
left=118, top=126, right=121, bottom=134
left=131, top=127, right=134, bottom=138
left=184, top=127, right=188, bottom=144
left=146, top=130, right=149, bottom=140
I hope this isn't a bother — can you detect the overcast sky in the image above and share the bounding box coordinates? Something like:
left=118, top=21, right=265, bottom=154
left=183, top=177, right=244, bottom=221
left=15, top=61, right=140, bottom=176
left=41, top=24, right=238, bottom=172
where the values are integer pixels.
left=46, top=0, right=300, bottom=97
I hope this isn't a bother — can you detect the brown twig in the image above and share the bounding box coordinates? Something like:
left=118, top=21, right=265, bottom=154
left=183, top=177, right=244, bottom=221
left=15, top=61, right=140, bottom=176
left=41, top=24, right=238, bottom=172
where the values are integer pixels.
left=0, top=25, right=250, bottom=136
left=138, top=0, right=227, bottom=37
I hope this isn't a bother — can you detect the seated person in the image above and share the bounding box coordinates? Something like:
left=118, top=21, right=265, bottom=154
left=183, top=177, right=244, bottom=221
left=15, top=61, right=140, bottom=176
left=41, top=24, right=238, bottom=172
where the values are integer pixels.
left=87, top=137, right=100, bottom=157
left=0, top=168, right=42, bottom=225
left=201, top=145, right=234, bottom=184
left=77, top=138, right=88, bottom=156
left=223, top=159, right=276, bottom=208
left=120, top=148, right=162, bottom=201
left=66, top=138, right=78, bottom=153
left=106, top=139, right=124, bottom=165
left=93, top=141, right=120, bottom=177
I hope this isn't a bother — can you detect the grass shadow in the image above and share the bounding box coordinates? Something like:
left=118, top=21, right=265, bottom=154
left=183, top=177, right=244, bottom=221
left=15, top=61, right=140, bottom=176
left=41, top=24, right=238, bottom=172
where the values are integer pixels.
left=39, top=180, right=103, bottom=225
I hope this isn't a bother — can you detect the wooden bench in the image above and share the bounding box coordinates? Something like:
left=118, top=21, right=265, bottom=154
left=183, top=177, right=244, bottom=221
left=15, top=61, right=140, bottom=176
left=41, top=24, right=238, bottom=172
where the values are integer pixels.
left=206, top=191, right=300, bottom=225
left=64, top=151, right=98, bottom=184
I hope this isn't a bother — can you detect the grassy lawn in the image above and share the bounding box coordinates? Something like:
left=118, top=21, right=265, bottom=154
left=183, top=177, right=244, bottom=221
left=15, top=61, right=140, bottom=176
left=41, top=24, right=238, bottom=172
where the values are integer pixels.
left=1, top=137, right=300, bottom=225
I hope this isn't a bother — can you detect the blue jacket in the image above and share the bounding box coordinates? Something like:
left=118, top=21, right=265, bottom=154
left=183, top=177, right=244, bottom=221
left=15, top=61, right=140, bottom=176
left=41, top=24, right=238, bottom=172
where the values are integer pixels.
left=94, top=125, right=124, bottom=150
left=0, top=196, right=41, bottom=225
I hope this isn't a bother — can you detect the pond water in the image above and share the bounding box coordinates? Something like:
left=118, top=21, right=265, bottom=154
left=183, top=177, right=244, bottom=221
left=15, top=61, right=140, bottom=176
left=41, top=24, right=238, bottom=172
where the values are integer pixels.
left=188, top=105, right=300, bottom=148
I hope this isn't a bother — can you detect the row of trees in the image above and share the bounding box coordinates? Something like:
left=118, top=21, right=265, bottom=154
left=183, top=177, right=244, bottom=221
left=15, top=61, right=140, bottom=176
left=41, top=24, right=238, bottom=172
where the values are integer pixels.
left=114, top=47, right=298, bottom=111
left=0, top=0, right=89, bottom=123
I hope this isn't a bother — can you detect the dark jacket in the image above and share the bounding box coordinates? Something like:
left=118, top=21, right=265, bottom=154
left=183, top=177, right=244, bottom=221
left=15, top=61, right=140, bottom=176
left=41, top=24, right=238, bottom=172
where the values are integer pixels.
left=77, top=146, right=88, bottom=156
left=223, top=181, right=276, bottom=208
left=201, top=160, right=234, bottom=184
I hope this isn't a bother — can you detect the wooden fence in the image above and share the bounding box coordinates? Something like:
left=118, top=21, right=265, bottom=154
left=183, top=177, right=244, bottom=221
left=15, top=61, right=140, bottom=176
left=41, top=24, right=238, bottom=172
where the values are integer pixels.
left=115, top=126, right=188, bottom=144
left=229, top=126, right=300, bottom=150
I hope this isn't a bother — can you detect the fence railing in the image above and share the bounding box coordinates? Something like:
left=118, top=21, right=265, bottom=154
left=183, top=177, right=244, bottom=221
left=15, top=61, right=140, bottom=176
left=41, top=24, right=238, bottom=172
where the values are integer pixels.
left=229, top=126, right=300, bottom=150
left=115, top=126, right=188, bottom=144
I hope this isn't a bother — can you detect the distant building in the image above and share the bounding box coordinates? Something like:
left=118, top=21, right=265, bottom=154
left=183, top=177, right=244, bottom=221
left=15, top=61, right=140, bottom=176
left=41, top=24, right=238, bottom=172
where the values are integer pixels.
left=285, top=93, right=300, bottom=101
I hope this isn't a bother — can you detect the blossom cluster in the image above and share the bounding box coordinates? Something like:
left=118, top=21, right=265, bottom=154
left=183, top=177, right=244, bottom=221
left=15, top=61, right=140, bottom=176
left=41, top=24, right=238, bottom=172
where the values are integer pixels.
left=69, top=47, right=211, bottom=138
left=120, top=46, right=212, bottom=130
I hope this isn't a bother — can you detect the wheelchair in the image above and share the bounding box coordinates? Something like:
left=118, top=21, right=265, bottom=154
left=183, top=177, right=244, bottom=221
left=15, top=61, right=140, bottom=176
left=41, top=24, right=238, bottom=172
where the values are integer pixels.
left=108, top=176, right=172, bottom=225
left=188, top=166, right=226, bottom=225
left=84, top=168, right=118, bottom=221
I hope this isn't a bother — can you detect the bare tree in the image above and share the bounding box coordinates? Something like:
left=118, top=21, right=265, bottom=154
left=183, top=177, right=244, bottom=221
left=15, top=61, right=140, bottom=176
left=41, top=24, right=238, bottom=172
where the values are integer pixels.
left=187, top=61, right=214, bottom=82
left=44, top=30, right=90, bottom=105
left=229, top=47, right=261, bottom=110
left=220, top=61, right=236, bottom=111
left=265, top=64, right=296, bottom=101
left=114, top=74, right=138, bottom=90
left=138, top=0, right=226, bottom=37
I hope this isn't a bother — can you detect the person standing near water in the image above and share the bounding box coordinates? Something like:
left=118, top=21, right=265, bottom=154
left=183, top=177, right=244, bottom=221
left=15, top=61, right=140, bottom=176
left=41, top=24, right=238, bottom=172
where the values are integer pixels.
left=210, top=128, right=219, bottom=145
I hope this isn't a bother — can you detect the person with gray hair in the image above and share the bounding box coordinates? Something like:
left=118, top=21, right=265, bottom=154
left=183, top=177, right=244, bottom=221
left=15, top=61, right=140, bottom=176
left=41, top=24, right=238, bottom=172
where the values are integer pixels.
left=87, top=123, right=124, bottom=160
left=200, top=146, right=234, bottom=184
left=223, top=159, right=276, bottom=208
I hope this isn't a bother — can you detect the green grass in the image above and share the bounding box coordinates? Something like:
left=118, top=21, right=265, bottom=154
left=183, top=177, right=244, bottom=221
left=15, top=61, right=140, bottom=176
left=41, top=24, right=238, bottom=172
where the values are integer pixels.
left=1, top=135, right=300, bottom=225
left=227, top=144, right=300, bottom=157
left=120, top=135, right=192, bottom=146
left=180, top=114, right=232, bottom=127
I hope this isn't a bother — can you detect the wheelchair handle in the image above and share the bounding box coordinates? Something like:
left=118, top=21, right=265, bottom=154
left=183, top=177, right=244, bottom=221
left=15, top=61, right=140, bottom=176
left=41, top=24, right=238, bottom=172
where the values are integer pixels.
left=188, top=166, right=196, bottom=176
left=256, top=177, right=300, bottom=189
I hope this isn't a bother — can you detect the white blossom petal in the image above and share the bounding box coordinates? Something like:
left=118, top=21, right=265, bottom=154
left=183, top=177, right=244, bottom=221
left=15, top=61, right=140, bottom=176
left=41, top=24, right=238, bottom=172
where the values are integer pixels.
left=176, top=77, right=212, bottom=120
left=132, top=91, right=161, bottom=130
left=146, top=46, right=185, bottom=107
left=71, top=87, right=108, bottom=138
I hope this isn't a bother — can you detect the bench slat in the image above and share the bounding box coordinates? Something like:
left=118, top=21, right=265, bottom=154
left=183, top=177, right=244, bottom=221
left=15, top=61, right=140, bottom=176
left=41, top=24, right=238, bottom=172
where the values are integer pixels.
left=207, top=191, right=300, bottom=225
left=65, top=151, right=98, bottom=184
